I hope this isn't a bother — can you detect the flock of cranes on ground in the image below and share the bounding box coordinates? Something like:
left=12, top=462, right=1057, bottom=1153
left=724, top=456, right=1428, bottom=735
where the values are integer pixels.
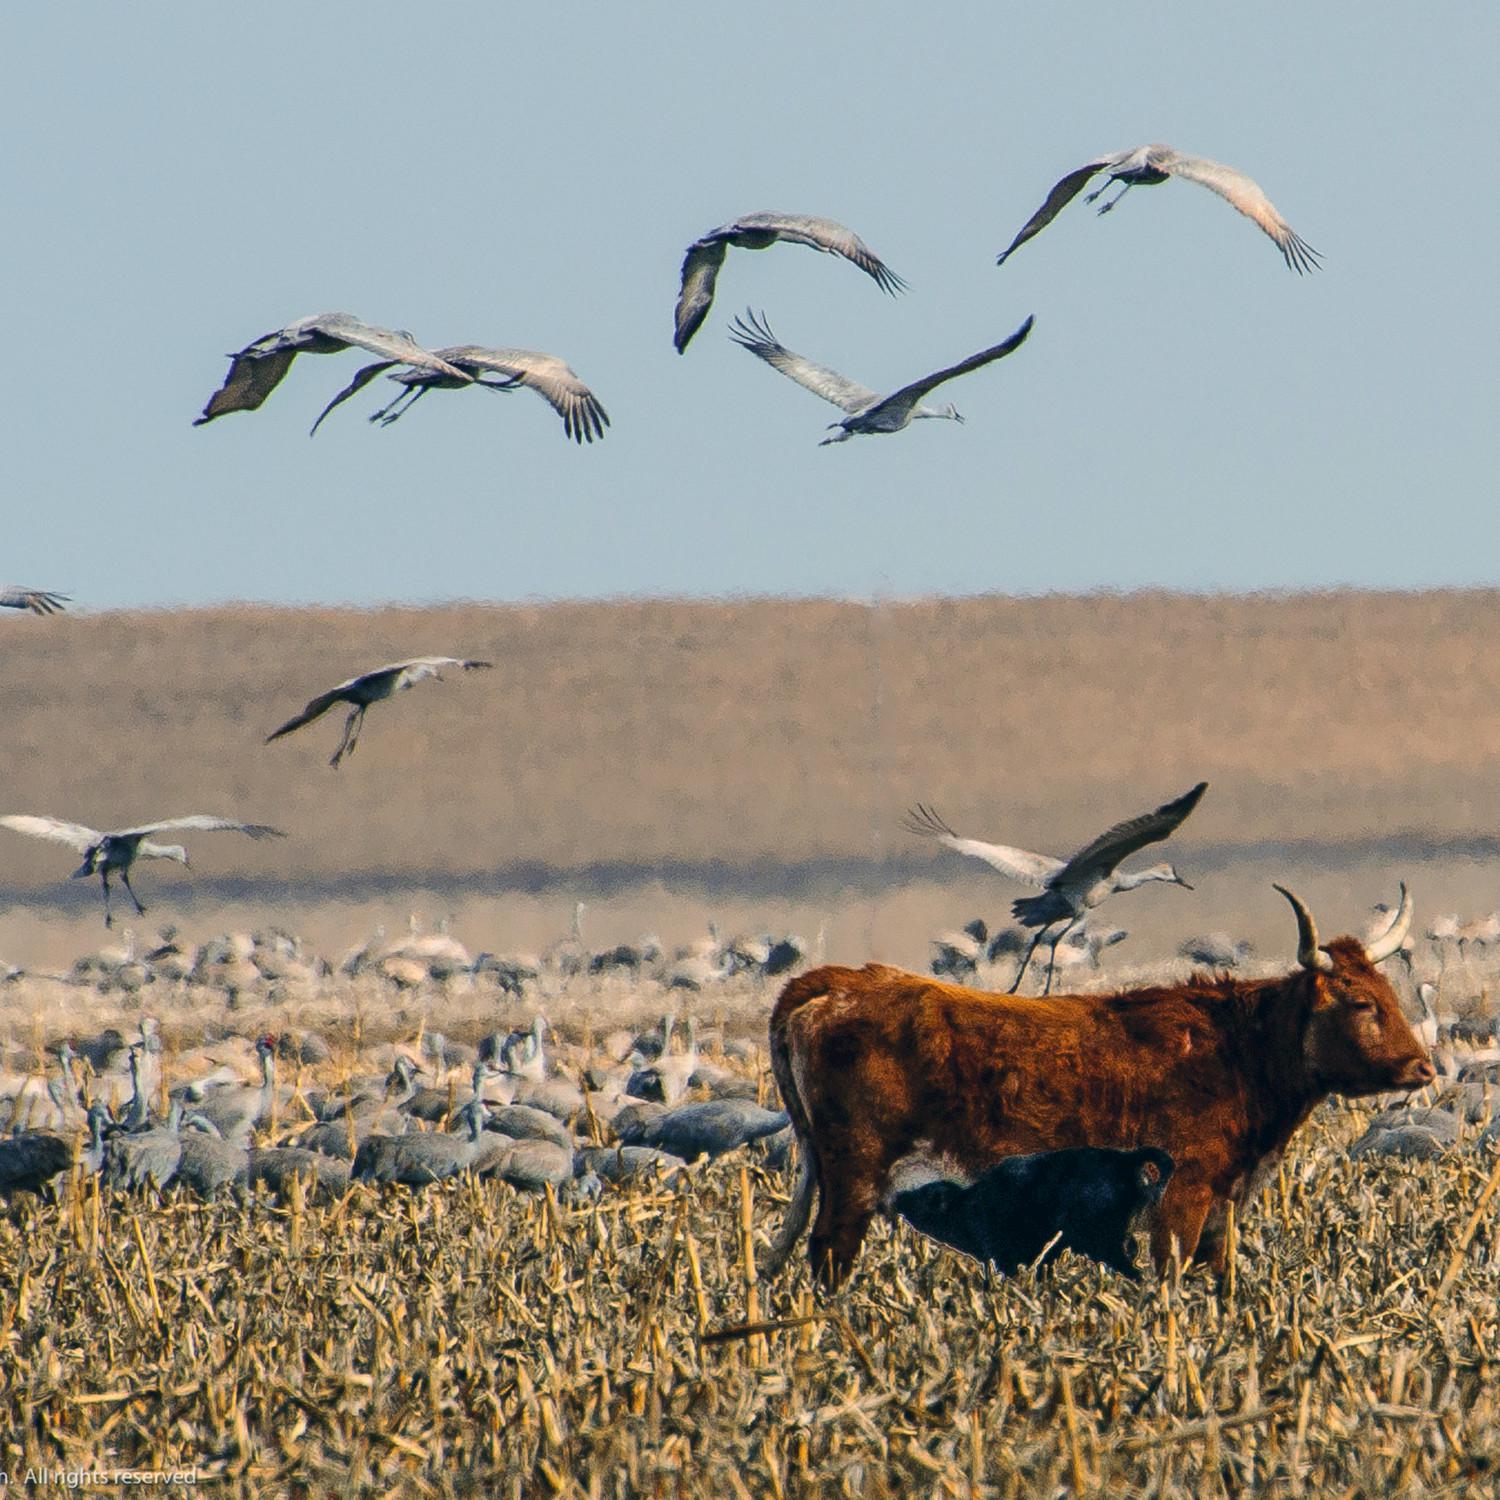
left=0, top=1007, right=794, bottom=1205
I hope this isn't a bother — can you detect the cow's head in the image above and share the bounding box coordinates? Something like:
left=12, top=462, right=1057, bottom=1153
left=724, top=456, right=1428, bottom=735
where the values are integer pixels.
left=1275, top=884, right=1435, bottom=1096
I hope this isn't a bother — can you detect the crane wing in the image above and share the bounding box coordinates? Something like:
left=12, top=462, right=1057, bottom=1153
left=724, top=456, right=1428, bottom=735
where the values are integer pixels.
left=0, top=586, right=68, bottom=615
left=728, top=311, right=878, bottom=414
left=873, top=316, right=1035, bottom=417
left=0, top=815, right=103, bottom=852
left=194, top=347, right=298, bottom=424
left=115, top=817, right=286, bottom=840
left=1159, top=153, right=1321, bottom=273
left=431, top=348, right=609, bottom=444
left=902, top=805, right=1064, bottom=887
left=995, top=159, right=1118, bottom=265
left=674, top=239, right=729, bottom=353
left=733, top=213, right=908, bottom=295
left=390, top=657, right=494, bottom=689
left=265, top=687, right=347, bottom=743
left=1061, top=781, right=1209, bottom=881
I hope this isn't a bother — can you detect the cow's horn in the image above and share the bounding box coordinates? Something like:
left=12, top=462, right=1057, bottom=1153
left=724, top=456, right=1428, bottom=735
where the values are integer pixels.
left=1364, top=882, right=1413, bottom=965
left=1274, top=884, right=1335, bottom=973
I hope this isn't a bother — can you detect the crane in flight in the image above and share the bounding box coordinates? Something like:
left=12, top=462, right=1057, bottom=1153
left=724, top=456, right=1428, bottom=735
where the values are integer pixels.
left=311, top=346, right=609, bottom=443
left=674, top=212, right=907, bottom=353
left=995, top=145, right=1320, bottom=273
left=0, top=815, right=286, bottom=928
left=730, top=309, right=1033, bottom=444
left=194, top=312, right=472, bottom=425
left=266, top=657, right=493, bottom=767
left=1, top=586, right=68, bottom=615
left=904, top=781, right=1207, bottom=994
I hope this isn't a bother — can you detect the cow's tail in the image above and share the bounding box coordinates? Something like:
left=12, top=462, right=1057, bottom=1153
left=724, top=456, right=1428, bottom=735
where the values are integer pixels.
left=762, top=966, right=847, bottom=1276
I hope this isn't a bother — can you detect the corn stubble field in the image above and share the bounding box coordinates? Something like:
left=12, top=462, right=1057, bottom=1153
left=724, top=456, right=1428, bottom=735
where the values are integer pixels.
left=6, top=590, right=1500, bottom=1495
left=3, top=1089, right=1500, bottom=1496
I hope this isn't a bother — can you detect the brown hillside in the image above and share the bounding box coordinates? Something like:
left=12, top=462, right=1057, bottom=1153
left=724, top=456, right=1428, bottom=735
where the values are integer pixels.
left=3, top=590, right=1498, bottom=894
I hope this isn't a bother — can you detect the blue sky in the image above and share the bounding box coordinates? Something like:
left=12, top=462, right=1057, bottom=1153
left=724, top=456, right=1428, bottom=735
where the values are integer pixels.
left=7, top=4, right=1496, bottom=610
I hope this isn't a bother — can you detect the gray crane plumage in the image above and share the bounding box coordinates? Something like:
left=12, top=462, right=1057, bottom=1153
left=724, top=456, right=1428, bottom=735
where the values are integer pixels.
left=352, top=1098, right=499, bottom=1185
left=173, top=1122, right=249, bottom=1197
left=266, top=657, right=493, bottom=767
left=0, top=586, right=69, bottom=616
left=311, top=345, right=609, bottom=444
left=905, top=781, right=1207, bottom=995
left=675, top=212, right=907, bottom=353
left=0, top=1127, right=75, bottom=1198
left=730, top=310, right=1034, bottom=443
left=0, top=815, right=285, bottom=928
left=618, top=1098, right=791, bottom=1162
left=995, top=144, right=1320, bottom=273
left=189, top=1037, right=277, bottom=1144
left=247, top=1147, right=352, bottom=1201
left=194, top=312, right=472, bottom=425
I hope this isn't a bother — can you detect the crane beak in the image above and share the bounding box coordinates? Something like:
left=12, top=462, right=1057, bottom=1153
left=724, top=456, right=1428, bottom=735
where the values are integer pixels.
left=1175, top=875, right=1194, bottom=891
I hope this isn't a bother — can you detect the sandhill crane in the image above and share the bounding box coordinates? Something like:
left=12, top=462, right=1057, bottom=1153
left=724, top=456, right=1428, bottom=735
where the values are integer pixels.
left=194, top=312, right=471, bottom=425
left=191, top=1036, right=277, bottom=1144
left=173, top=1119, right=249, bottom=1198
left=492, top=1137, right=574, bottom=1193
left=674, top=212, right=907, bottom=353
left=1, top=586, right=68, bottom=615
left=575, top=1144, right=688, bottom=1186
left=0, top=1125, right=76, bottom=1199
left=1180, top=933, right=1254, bottom=970
left=311, top=345, right=609, bottom=444
left=0, top=815, right=285, bottom=927
left=619, top=1098, right=792, bottom=1162
left=905, top=781, right=1207, bottom=995
left=995, top=145, right=1320, bottom=273
left=352, top=1098, right=501, bottom=1186
left=266, top=656, right=492, bottom=767
left=103, top=1102, right=184, bottom=1193
left=486, top=1103, right=573, bottom=1151
left=247, top=1147, right=351, bottom=1202
left=729, top=309, right=1034, bottom=444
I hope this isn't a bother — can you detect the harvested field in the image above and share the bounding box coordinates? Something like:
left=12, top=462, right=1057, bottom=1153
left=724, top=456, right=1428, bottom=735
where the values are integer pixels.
left=2, top=1056, right=1499, bottom=1495
left=4, top=588, right=1500, bottom=1495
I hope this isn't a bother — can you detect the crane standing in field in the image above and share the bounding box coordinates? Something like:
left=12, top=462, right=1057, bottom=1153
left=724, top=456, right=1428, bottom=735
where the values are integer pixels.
left=0, top=815, right=286, bottom=928
left=674, top=212, right=907, bottom=353
left=729, top=310, right=1034, bottom=444
left=904, top=781, right=1208, bottom=994
left=265, top=657, right=493, bottom=767
left=1, top=586, right=69, bottom=615
left=311, top=345, right=610, bottom=444
left=995, top=144, right=1320, bottom=273
left=193, top=312, right=472, bottom=425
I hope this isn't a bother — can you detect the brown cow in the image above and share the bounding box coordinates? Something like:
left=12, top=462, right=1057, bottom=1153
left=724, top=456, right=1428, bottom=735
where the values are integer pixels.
left=766, top=885, right=1433, bottom=1288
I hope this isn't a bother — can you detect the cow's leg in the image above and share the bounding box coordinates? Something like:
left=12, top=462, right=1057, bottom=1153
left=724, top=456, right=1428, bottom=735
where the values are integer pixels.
left=1149, top=1179, right=1214, bottom=1271
left=809, top=1141, right=887, bottom=1290
left=1194, top=1201, right=1232, bottom=1272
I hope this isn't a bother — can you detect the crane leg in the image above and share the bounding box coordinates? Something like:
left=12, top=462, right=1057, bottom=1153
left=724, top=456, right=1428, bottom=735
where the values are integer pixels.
left=372, top=386, right=429, bottom=427
left=330, top=707, right=363, bottom=768
left=119, top=868, right=148, bottom=918
left=1091, top=181, right=1134, bottom=216
left=100, top=872, right=114, bottom=929
left=1008, top=924, right=1054, bottom=994
left=1041, top=916, right=1082, bottom=997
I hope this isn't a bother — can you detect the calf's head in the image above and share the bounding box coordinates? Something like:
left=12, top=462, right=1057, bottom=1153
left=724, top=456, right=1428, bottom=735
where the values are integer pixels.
left=1275, top=884, right=1435, bottom=1096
